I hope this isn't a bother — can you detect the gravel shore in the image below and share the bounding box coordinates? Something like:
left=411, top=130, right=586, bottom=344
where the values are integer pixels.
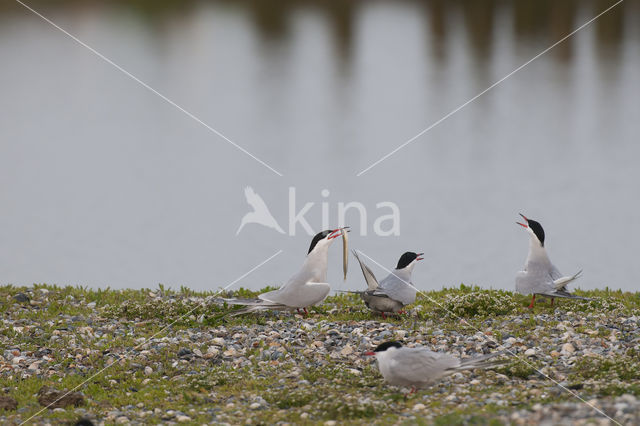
left=1, top=285, right=639, bottom=425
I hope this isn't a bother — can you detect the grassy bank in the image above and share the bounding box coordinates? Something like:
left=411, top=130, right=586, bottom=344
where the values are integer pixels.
left=1, top=284, right=640, bottom=424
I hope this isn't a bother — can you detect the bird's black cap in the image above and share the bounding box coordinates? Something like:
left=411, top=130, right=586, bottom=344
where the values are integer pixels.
left=396, top=252, right=419, bottom=269
left=527, top=219, right=546, bottom=246
left=308, top=230, right=333, bottom=254
left=373, top=341, right=403, bottom=352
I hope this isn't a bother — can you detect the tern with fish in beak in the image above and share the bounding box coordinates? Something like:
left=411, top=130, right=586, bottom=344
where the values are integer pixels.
left=218, top=227, right=350, bottom=316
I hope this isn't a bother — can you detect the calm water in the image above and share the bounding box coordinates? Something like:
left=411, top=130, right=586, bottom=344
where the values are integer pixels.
left=1, top=0, right=639, bottom=292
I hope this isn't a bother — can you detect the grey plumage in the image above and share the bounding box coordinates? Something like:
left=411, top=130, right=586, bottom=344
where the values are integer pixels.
left=370, top=342, right=506, bottom=389
left=515, top=214, right=591, bottom=304
left=217, top=229, right=347, bottom=316
left=343, top=250, right=419, bottom=314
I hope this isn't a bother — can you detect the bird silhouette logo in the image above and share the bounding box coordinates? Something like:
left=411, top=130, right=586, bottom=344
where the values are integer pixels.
left=236, top=186, right=285, bottom=235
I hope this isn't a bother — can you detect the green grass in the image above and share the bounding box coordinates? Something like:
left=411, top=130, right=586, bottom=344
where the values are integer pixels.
left=1, top=283, right=639, bottom=424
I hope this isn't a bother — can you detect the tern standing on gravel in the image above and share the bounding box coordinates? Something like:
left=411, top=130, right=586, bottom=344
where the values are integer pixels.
left=219, top=228, right=349, bottom=316
left=516, top=214, right=588, bottom=308
left=366, top=341, right=505, bottom=392
left=347, top=251, right=422, bottom=317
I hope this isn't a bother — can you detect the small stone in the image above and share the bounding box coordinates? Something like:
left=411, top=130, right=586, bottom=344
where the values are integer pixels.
left=37, top=386, right=84, bottom=408
left=205, top=347, right=219, bottom=359
left=340, top=345, right=354, bottom=356
left=561, top=343, right=575, bottom=354
left=177, top=348, right=193, bottom=358
left=413, top=403, right=426, bottom=411
left=116, top=416, right=129, bottom=424
left=144, top=366, right=153, bottom=375
left=249, top=402, right=261, bottom=410
left=13, top=293, right=30, bottom=303
left=300, top=413, right=309, bottom=419
left=524, top=348, right=536, bottom=356
left=176, top=415, right=191, bottom=422
left=0, top=396, right=18, bottom=411
left=324, top=421, right=337, bottom=426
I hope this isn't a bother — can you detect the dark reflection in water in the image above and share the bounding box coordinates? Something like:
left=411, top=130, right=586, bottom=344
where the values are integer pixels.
left=2, top=0, right=635, bottom=67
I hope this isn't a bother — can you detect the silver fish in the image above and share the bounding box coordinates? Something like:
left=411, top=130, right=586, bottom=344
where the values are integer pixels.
left=341, top=227, right=350, bottom=280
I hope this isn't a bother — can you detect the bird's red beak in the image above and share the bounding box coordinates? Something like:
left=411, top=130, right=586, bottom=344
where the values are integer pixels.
left=328, top=227, right=350, bottom=239
left=364, top=351, right=375, bottom=356
left=517, top=213, right=528, bottom=228
left=416, top=253, right=424, bottom=261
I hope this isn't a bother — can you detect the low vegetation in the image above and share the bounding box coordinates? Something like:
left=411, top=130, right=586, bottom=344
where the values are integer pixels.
left=1, top=284, right=639, bottom=424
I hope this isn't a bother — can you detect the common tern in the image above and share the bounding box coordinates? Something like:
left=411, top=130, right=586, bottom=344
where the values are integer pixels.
left=345, top=251, right=422, bottom=317
left=516, top=213, right=589, bottom=308
left=219, top=228, right=349, bottom=316
left=366, top=341, right=505, bottom=392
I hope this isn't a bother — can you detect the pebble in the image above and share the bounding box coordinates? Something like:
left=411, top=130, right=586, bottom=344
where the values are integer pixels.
left=561, top=343, right=575, bottom=354
left=13, top=293, right=30, bottom=303
left=340, top=345, right=354, bottom=356
left=144, top=366, right=153, bottom=375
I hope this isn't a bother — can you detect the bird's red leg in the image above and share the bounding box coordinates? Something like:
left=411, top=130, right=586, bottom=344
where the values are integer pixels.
left=381, top=312, right=386, bottom=319
left=528, top=294, right=536, bottom=309
left=550, top=298, right=554, bottom=307
left=410, top=386, right=417, bottom=395
left=296, top=308, right=301, bottom=315
left=303, top=307, right=308, bottom=316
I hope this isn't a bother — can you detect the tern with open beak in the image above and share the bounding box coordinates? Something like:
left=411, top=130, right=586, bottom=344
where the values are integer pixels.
left=343, top=251, right=423, bottom=317
left=516, top=213, right=590, bottom=308
left=218, top=227, right=350, bottom=316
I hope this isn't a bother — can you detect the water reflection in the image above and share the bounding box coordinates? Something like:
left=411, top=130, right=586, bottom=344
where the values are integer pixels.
left=2, top=0, right=635, bottom=67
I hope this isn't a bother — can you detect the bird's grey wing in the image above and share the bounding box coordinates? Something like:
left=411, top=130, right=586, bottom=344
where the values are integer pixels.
left=352, top=250, right=379, bottom=291
left=377, top=274, right=417, bottom=305
left=515, top=263, right=555, bottom=295
left=390, top=349, right=459, bottom=384
left=549, top=263, right=563, bottom=281
left=258, top=281, right=329, bottom=307
left=552, top=269, right=582, bottom=291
